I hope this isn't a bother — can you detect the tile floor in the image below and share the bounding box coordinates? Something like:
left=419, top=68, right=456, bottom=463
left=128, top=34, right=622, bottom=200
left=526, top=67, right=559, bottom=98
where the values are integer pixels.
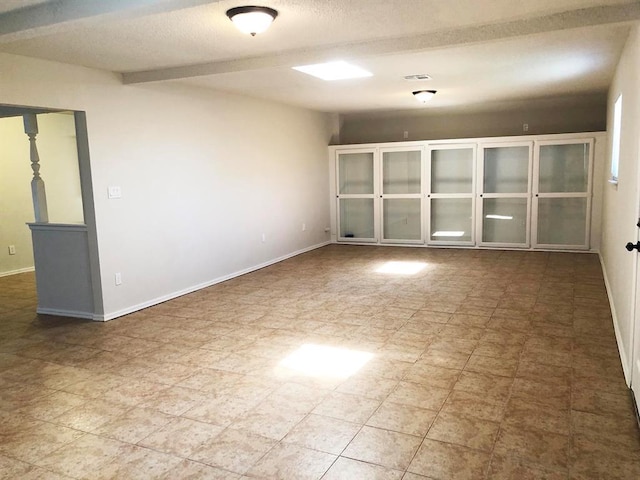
left=1, top=245, right=639, bottom=479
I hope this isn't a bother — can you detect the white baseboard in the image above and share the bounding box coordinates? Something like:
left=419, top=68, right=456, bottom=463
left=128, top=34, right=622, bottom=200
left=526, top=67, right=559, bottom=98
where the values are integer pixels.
left=332, top=240, right=601, bottom=254
left=37, top=307, right=94, bottom=320
left=97, top=241, right=331, bottom=322
left=0, top=266, right=35, bottom=278
left=599, top=252, right=631, bottom=386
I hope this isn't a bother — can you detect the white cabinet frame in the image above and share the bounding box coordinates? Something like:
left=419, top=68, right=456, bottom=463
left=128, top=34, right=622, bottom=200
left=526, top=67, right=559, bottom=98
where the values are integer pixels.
left=531, top=138, right=594, bottom=250
left=426, top=143, right=477, bottom=246
left=335, top=148, right=380, bottom=243
left=379, top=145, right=425, bottom=245
left=477, top=141, right=534, bottom=248
left=328, top=132, right=603, bottom=251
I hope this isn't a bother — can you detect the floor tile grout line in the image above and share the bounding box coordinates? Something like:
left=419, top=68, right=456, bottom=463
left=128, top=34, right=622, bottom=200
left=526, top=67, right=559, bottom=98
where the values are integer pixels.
left=483, top=316, right=531, bottom=479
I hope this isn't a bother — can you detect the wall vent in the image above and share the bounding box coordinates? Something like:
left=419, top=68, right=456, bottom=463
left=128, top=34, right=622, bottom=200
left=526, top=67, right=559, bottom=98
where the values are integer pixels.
left=403, top=74, right=432, bottom=81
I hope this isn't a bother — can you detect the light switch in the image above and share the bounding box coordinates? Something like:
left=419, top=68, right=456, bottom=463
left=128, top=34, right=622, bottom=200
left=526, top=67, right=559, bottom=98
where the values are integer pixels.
left=108, top=186, right=122, bottom=199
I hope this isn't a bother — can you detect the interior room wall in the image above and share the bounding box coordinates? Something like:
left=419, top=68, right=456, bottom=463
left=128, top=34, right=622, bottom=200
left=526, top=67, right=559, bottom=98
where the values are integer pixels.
left=338, top=95, right=607, bottom=145
left=0, top=52, right=332, bottom=319
left=0, top=112, right=86, bottom=276
left=600, top=24, right=640, bottom=382
left=0, top=116, right=34, bottom=276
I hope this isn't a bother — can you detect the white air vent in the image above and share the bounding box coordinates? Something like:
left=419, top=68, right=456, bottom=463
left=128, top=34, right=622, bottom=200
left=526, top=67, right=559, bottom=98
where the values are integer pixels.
left=403, top=74, right=432, bottom=81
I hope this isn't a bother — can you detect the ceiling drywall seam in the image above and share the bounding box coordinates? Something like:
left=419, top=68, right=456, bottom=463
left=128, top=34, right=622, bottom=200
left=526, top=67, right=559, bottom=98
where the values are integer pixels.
left=0, top=0, right=223, bottom=43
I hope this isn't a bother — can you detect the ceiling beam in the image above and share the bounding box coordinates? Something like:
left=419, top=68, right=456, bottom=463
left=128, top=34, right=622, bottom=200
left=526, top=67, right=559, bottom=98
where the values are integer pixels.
left=0, top=0, right=222, bottom=43
left=123, top=2, right=640, bottom=84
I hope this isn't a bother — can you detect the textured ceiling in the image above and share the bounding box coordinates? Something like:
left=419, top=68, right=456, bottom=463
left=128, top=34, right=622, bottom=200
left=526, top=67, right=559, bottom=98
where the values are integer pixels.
left=182, top=24, right=629, bottom=114
left=0, top=0, right=637, bottom=115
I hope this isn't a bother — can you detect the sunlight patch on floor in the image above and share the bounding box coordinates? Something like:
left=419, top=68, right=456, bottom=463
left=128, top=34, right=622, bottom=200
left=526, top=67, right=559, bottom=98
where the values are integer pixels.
left=278, top=344, right=373, bottom=379
left=375, top=261, right=427, bottom=275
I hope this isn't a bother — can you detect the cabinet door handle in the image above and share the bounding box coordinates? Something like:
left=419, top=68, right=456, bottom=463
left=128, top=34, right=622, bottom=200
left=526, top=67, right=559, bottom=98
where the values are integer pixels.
left=626, top=242, right=640, bottom=252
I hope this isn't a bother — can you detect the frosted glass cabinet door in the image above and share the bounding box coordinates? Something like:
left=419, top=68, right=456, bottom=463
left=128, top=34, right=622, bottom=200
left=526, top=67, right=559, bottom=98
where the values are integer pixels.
left=430, top=198, right=473, bottom=242
left=339, top=198, right=375, bottom=240
left=380, top=147, right=424, bottom=244
left=538, top=143, right=589, bottom=193
left=533, top=139, right=592, bottom=249
left=431, top=148, right=473, bottom=194
left=383, top=150, right=421, bottom=194
left=482, top=198, right=528, bottom=244
left=479, top=143, right=531, bottom=247
left=337, top=149, right=378, bottom=242
left=338, top=152, right=374, bottom=194
left=483, top=146, right=530, bottom=193
left=537, top=198, right=587, bottom=246
left=383, top=199, right=422, bottom=241
left=427, top=144, right=476, bottom=245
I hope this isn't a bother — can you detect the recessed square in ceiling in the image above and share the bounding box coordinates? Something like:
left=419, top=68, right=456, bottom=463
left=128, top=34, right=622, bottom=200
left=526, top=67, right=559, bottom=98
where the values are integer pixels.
left=292, top=61, right=373, bottom=81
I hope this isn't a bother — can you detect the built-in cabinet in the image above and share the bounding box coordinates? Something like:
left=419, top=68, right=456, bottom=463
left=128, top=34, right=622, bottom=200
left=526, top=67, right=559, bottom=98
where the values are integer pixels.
left=479, top=142, right=533, bottom=248
left=331, top=133, right=599, bottom=251
left=337, top=150, right=377, bottom=242
left=427, top=144, right=476, bottom=246
left=381, top=147, right=423, bottom=244
left=532, top=140, right=593, bottom=249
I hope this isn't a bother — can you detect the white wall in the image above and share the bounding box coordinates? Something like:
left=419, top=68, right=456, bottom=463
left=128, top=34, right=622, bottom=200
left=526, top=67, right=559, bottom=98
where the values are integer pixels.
left=0, top=53, right=332, bottom=319
left=600, top=24, right=640, bottom=382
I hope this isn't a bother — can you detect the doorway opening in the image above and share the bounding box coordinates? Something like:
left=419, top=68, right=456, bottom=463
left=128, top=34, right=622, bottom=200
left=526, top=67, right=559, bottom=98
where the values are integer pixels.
left=0, top=104, right=103, bottom=319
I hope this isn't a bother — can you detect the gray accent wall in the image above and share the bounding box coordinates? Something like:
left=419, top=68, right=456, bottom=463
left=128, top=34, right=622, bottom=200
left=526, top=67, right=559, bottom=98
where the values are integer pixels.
left=338, top=94, right=607, bottom=145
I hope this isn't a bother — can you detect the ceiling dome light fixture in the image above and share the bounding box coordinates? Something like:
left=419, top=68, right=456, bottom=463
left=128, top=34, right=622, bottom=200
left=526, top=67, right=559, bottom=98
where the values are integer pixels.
left=413, top=90, right=437, bottom=103
left=226, top=6, right=278, bottom=36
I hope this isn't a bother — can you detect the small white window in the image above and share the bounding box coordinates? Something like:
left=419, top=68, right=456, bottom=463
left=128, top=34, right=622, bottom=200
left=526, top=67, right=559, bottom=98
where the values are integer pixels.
left=610, top=94, right=622, bottom=184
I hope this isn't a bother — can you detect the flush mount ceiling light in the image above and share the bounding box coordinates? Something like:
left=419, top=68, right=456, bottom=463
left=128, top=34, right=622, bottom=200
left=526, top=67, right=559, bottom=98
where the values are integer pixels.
left=292, top=61, right=373, bottom=81
left=413, top=90, right=437, bottom=103
left=226, top=6, right=278, bottom=36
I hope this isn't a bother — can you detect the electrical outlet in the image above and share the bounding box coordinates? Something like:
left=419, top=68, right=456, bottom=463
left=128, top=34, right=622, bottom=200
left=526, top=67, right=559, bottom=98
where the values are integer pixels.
left=261, top=233, right=266, bottom=243
left=403, top=131, right=409, bottom=139
left=8, top=245, right=16, bottom=255
left=115, top=272, right=122, bottom=286
left=302, top=223, right=306, bottom=231
left=523, top=123, right=529, bottom=132
left=108, top=186, right=122, bottom=199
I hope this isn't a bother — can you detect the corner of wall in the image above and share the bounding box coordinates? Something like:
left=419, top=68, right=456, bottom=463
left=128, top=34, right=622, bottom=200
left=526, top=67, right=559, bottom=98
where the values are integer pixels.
left=328, top=113, right=343, bottom=145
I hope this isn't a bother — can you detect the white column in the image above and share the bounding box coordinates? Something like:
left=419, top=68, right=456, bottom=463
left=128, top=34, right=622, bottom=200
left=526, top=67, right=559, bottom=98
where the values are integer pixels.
left=23, top=113, right=49, bottom=223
